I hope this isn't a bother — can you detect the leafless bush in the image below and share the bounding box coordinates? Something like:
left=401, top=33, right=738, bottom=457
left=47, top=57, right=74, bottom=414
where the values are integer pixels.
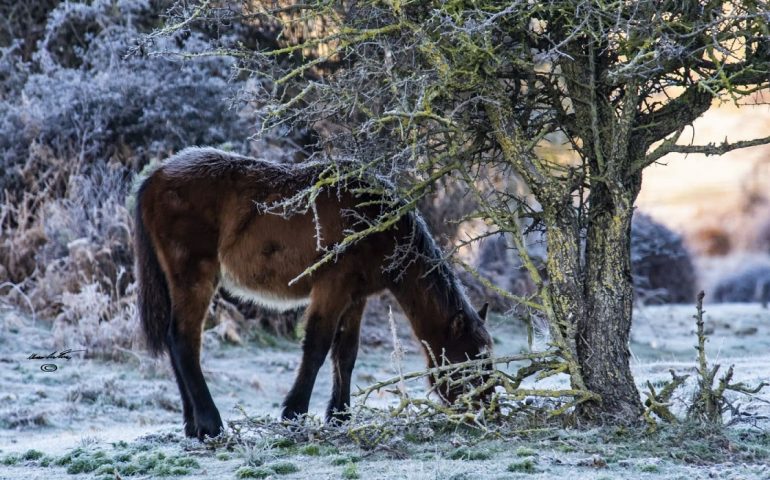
left=0, top=194, right=47, bottom=284
left=0, top=0, right=256, bottom=208
left=51, top=282, right=139, bottom=360
left=644, top=292, right=768, bottom=429
left=223, top=350, right=594, bottom=451
left=0, top=158, right=139, bottom=357
left=0, top=0, right=61, bottom=60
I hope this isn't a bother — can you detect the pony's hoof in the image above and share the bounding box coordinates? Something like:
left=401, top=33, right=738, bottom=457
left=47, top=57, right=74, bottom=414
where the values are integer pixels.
left=280, top=408, right=299, bottom=421
left=196, top=423, right=223, bottom=440
left=195, top=412, right=223, bottom=440
left=183, top=421, right=197, bottom=438
left=281, top=402, right=307, bottom=421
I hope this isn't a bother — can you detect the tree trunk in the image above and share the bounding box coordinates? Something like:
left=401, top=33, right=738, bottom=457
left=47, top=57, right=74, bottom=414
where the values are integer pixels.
left=578, top=180, right=644, bottom=420
left=539, top=173, right=644, bottom=421
left=541, top=204, right=589, bottom=392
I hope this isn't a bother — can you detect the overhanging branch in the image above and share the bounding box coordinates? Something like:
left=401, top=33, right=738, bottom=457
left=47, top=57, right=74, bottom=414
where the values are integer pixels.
left=638, top=132, right=770, bottom=171
left=663, top=135, right=770, bottom=157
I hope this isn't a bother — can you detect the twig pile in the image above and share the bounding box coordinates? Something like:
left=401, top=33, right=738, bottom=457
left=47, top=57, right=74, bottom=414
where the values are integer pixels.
left=226, top=345, right=596, bottom=450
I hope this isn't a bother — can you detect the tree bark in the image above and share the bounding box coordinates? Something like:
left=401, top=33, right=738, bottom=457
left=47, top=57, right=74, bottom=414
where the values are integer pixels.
left=538, top=167, right=645, bottom=421
left=578, top=178, right=644, bottom=420
left=541, top=203, right=589, bottom=392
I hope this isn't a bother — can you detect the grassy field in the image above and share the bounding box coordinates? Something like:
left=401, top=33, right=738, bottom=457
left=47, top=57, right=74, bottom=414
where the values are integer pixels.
left=1, top=302, right=769, bottom=479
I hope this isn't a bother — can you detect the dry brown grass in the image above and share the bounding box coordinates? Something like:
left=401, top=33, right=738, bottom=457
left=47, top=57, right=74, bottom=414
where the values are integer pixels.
left=0, top=155, right=139, bottom=358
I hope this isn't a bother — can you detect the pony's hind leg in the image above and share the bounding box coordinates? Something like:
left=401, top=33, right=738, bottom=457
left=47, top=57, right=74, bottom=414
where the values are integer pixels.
left=281, top=285, right=351, bottom=421
left=166, top=259, right=223, bottom=439
left=326, top=298, right=365, bottom=423
left=167, top=352, right=196, bottom=437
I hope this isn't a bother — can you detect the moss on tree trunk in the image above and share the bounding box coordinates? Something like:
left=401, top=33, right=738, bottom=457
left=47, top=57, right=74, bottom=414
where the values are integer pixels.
left=540, top=166, right=644, bottom=421
left=579, top=180, right=644, bottom=420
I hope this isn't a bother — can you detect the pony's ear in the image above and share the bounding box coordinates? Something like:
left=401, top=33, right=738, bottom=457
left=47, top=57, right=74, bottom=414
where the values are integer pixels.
left=477, top=303, right=489, bottom=323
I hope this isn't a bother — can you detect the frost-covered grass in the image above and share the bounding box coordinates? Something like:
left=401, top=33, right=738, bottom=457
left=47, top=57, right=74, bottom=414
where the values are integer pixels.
left=1, top=302, right=769, bottom=479
left=7, top=422, right=768, bottom=479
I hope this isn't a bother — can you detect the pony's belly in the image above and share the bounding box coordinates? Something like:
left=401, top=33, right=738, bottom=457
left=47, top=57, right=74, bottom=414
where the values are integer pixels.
left=220, top=270, right=310, bottom=312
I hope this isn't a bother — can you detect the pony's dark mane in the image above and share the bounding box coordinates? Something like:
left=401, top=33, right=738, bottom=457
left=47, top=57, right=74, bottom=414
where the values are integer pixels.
left=405, top=212, right=476, bottom=319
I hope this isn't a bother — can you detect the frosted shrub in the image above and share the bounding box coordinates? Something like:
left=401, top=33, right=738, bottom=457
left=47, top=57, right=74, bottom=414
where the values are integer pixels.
left=0, top=0, right=303, bottom=349
left=631, top=213, right=698, bottom=304
left=713, top=265, right=770, bottom=304
left=52, top=281, right=139, bottom=359
left=0, top=0, right=252, bottom=204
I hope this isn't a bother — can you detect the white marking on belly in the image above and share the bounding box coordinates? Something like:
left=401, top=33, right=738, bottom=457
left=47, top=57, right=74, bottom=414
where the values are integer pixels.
left=220, top=269, right=310, bottom=312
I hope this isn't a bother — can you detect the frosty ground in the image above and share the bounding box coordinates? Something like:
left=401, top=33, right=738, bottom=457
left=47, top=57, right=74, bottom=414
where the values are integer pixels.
left=1, top=302, right=769, bottom=480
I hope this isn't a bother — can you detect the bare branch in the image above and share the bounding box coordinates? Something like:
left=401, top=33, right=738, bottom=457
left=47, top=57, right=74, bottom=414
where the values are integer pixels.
left=663, top=134, right=770, bottom=157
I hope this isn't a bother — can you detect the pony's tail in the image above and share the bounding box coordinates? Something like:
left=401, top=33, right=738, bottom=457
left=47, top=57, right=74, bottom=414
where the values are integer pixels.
left=134, top=179, right=170, bottom=356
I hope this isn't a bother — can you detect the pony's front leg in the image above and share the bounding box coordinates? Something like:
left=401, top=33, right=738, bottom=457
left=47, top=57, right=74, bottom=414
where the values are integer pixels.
left=326, top=298, right=365, bottom=423
left=281, top=289, right=348, bottom=421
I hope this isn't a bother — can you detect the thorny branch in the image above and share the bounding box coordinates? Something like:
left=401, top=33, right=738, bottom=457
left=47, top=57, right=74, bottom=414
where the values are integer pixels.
left=644, top=291, right=769, bottom=429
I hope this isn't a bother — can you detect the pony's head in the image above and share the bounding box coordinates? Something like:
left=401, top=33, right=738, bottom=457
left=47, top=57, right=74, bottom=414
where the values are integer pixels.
left=430, top=302, right=494, bottom=405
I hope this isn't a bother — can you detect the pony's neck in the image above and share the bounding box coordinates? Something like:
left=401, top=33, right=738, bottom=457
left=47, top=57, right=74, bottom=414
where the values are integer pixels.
left=388, top=255, right=466, bottom=361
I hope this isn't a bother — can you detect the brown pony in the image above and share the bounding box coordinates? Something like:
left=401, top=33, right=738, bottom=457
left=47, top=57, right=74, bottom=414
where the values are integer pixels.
left=134, top=147, right=492, bottom=440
